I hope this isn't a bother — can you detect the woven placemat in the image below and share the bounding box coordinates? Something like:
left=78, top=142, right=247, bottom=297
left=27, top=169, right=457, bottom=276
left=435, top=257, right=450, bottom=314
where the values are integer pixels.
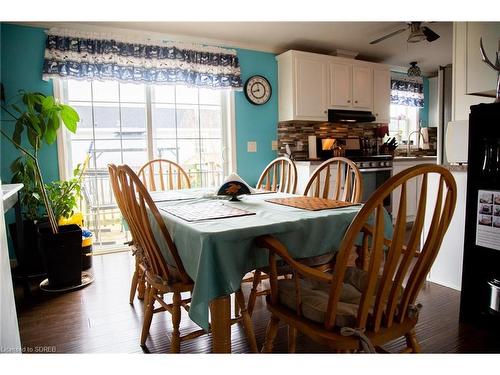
left=266, top=196, right=361, bottom=211
left=160, top=201, right=255, bottom=222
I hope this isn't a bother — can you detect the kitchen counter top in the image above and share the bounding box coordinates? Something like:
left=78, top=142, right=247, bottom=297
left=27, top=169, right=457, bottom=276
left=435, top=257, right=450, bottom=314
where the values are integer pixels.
left=393, top=156, right=437, bottom=162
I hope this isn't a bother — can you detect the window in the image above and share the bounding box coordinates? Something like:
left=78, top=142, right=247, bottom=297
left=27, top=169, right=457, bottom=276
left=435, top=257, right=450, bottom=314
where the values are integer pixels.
left=388, top=104, right=420, bottom=145
left=58, top=80, right=233, bottom=251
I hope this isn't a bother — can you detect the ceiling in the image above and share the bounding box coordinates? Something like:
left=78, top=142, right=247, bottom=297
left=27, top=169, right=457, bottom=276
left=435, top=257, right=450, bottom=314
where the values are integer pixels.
left=25, top=21, right=454, bottom=76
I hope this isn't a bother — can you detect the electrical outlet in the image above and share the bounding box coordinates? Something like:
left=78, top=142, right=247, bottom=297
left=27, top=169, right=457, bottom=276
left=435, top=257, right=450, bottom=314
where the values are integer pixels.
left=296, top=141, right=303, bottom=151
left=247, top=141, right=257, bottom=153
left=271, top=140, right=278, bottom=151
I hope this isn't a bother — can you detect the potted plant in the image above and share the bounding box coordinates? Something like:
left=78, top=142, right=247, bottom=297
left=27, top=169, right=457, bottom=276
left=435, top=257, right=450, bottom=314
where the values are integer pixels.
left=1, top=85, right=83, bottom=288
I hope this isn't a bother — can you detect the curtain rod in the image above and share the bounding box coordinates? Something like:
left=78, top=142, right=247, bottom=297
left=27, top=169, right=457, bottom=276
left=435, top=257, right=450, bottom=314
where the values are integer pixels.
left=46, top=27, right=238, bottom=55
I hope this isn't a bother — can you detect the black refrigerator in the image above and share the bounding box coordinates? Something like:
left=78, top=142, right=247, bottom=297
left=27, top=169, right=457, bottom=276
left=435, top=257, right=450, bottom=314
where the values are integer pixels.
left=460, top=102, right=500, bottom=325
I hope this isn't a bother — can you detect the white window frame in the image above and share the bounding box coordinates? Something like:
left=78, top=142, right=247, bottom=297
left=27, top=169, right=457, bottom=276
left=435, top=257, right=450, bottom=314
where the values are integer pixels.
left=54, top=80, right=237, bottom=181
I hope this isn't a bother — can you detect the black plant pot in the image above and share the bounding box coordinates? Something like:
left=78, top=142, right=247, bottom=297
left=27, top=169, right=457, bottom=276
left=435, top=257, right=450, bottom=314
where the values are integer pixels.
left=9, top=219, right=47, bottom=276
left=38, top=224, right=82, bottom=288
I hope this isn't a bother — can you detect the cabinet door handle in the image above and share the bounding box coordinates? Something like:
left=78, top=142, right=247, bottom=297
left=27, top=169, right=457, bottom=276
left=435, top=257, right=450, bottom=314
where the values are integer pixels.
left=354, top=100, right=358, bottom=103
left=324, top=110, right=327, bottom=114
left=347, top=100, right=351, bottom=103
left=376, top=113, right=379, bottom=116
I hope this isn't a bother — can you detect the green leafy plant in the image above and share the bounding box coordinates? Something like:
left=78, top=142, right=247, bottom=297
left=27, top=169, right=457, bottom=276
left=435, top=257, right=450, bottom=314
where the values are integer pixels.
left=1, top=85, right=80, bottom=233
left=45, top=163, right=85, bottom=220
left=10, top=156, right=43, bottom=220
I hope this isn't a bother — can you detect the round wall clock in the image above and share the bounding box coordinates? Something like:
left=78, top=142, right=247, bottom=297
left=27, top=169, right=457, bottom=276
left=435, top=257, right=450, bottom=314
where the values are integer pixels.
left=244, top=75, right=272, bottom=105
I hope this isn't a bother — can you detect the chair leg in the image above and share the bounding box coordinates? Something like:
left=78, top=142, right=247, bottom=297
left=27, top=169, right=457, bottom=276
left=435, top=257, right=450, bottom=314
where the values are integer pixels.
left=235, top=289, right=258, bottom=353
left=247, top=270, right=262, bottom=317
left=234, top=291, right=240, bottom=317
left=137, top=268, right=146, bottom=300
left=171, top=292, right=182, bottom=353
left=129, top=268, right=139, bottom=304
left=261, top=315, right=280, bottom=353
left=405, top=329, right=421, bottom=353
left=288, top=326, right=297, bottom=353
left=143, top=283, right=151, bottom=313
left=140, top=286, right=155, bottom=346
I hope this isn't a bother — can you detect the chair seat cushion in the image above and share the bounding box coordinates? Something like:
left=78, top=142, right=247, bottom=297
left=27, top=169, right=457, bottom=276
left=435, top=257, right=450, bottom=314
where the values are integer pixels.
left=277, top=266, right=369, bottom=327
left=257, top=252, right=335, bottom=276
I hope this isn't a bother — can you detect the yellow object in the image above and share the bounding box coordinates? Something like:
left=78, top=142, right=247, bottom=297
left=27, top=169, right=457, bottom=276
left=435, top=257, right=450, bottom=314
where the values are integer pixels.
left=82, top=236, right=93, bottom=248
left=58, top=212, right=83, bottom=227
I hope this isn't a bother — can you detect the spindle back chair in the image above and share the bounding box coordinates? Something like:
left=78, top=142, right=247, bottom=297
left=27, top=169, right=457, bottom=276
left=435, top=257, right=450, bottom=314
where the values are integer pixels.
left=259, top=164, right=457, bottom=353
left=116, top=164, right=257, bottom=353
left=256, top=157, right=298, bottom=194
left=303, top=157, right=362, bottom=203
left=138, top=159, right=191, bottom=192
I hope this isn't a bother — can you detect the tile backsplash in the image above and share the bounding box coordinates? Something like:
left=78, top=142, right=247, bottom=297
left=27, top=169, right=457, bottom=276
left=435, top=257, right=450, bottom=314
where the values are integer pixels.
left=277, top=121, right=438, bottom=160
left=277, top=121, right=378, bottom=160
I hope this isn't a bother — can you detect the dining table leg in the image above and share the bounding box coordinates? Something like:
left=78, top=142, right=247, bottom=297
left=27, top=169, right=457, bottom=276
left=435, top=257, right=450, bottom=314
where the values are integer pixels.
left=210, top=295, right=231, bottom=353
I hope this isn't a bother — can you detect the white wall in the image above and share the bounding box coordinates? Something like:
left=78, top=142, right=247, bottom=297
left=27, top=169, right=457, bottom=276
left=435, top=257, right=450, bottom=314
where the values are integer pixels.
left=428, top=22, right=498, bottom=290
left=0, top=182, right=21, bottom=353
left=428, top=171, right=467, bottom=290
left=452, top=22, right=496, bottom=121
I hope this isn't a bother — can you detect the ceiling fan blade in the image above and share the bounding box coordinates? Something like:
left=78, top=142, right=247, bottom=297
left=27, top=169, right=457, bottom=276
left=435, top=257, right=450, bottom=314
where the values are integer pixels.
left=421, top=26, right=440, bottom=42
left=369, top=27, right=408, bottom=45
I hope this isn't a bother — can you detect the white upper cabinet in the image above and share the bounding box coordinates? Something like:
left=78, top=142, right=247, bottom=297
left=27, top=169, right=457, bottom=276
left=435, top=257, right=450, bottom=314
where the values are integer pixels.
left=465, top=22, right=500, bottom=97
left=352, top=65, right=373, bottom=110
left=329, top=62, right=352, bottom=108
left=277, top=51, right=328, bottom=122
left=278, top=50, right=390, bottom=122
left=294, top=54, right=328, bottom=120
left=373, top=68, right=391, bottom=123
left=329, top=63, right=373, bottom=111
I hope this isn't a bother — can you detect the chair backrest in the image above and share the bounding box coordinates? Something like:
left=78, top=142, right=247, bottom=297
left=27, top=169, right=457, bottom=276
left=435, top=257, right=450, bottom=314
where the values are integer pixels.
left=256, top=157, right=298, bottom=194
left=109, top=164, right=138, bottom=241
left=115, top=164, right=190, bottom=284
left=303, top=157, right=362, bottom=203
left=325, top=164, right=457, bottom=332
left=138, top=159, right=191, bottom=192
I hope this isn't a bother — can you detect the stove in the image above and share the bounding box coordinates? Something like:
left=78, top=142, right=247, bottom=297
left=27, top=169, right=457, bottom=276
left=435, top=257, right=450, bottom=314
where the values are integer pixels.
left=346, top=154, right=393, bottom=213
left=347, top=155, right=393, bottom=170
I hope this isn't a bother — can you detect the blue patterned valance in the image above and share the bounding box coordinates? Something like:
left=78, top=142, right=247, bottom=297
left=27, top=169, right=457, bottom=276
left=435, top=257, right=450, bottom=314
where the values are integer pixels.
left=42, top=29, right=242, bottom=89
left=390, top=79, right=424, bottom=108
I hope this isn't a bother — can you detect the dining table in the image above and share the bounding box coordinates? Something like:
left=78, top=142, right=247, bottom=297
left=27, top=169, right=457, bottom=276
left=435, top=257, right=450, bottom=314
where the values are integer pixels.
left=149, top=188, right=393, bottom=353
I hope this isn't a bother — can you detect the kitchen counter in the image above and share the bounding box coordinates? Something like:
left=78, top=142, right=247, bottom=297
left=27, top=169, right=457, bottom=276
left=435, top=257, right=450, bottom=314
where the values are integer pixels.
left=393, top=156, right=437, bottom=162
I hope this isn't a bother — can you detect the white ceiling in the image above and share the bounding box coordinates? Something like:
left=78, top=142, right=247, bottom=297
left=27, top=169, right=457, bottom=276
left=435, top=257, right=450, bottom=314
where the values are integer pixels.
left=24, top=21, right=453, bottom=76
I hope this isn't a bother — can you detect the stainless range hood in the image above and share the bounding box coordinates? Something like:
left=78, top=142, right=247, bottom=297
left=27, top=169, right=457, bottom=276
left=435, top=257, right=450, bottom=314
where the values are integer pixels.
left=328, top=109, right=376, bottom=123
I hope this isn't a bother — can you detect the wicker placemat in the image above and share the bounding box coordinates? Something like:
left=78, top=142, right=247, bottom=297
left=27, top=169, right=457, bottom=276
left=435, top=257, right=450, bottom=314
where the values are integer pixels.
left=160, top=201, right=255, bottom=222
left=266, top=196, right=361, bottom=211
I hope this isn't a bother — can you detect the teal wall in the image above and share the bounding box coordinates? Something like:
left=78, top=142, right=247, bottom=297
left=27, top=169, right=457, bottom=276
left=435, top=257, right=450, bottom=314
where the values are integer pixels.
left=0, top=24, right=278, bottom=187
left=234, top=49, right=278, bottom=185
left=1, top=24, right=58, bottom=184
left=0, top=24, right=278, bottom=256
left=1, top=24, right=59, bottom=258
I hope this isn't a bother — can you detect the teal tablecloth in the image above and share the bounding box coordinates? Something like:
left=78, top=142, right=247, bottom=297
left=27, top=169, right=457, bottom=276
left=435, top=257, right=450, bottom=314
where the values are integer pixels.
left=150, top=190, right=392, bottom=331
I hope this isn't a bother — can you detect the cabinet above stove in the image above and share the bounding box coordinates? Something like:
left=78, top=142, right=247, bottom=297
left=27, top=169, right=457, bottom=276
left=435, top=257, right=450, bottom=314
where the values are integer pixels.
left=276, top=50, right=391, bottom=123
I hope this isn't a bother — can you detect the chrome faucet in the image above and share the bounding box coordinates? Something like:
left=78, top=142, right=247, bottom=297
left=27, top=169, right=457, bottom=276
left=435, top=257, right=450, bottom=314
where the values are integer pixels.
left=407, top=130, right=425, bottom=156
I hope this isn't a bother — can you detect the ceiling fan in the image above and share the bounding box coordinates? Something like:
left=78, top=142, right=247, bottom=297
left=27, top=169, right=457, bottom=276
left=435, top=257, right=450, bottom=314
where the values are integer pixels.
left=369, top=22, right=440, bottom=45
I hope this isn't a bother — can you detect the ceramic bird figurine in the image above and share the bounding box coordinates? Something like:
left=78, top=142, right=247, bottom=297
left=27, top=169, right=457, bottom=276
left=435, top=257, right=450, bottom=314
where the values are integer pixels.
left=479, top=37, right=500, bottom=103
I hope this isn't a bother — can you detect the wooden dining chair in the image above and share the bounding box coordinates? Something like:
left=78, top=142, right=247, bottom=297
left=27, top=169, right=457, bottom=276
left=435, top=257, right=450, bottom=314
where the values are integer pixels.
left=257, top=164, right=457, bottom=353
left=243, top=157, right=362, bottom=317
left=138, top=159, right=191, bottom=192
left=238, top=157, right=297, bottom=317
left=109, top=164, right=146, bottom=304
left=303, top=157, right=362, bottom=203
left=256, top=157, right=298, bottom=194
left=115, top=164, right=258, bottom=353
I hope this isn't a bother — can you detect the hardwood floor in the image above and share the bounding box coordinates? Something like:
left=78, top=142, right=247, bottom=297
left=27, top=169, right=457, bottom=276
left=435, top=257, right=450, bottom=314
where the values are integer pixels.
left=14, top=251, right=500, bottom=353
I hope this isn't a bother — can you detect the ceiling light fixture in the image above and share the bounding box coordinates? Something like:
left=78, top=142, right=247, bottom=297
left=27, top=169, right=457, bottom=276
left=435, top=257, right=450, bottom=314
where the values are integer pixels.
left=407, top=23, right=427, bottom=43
left=407, top=62, right=422, bottom=77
